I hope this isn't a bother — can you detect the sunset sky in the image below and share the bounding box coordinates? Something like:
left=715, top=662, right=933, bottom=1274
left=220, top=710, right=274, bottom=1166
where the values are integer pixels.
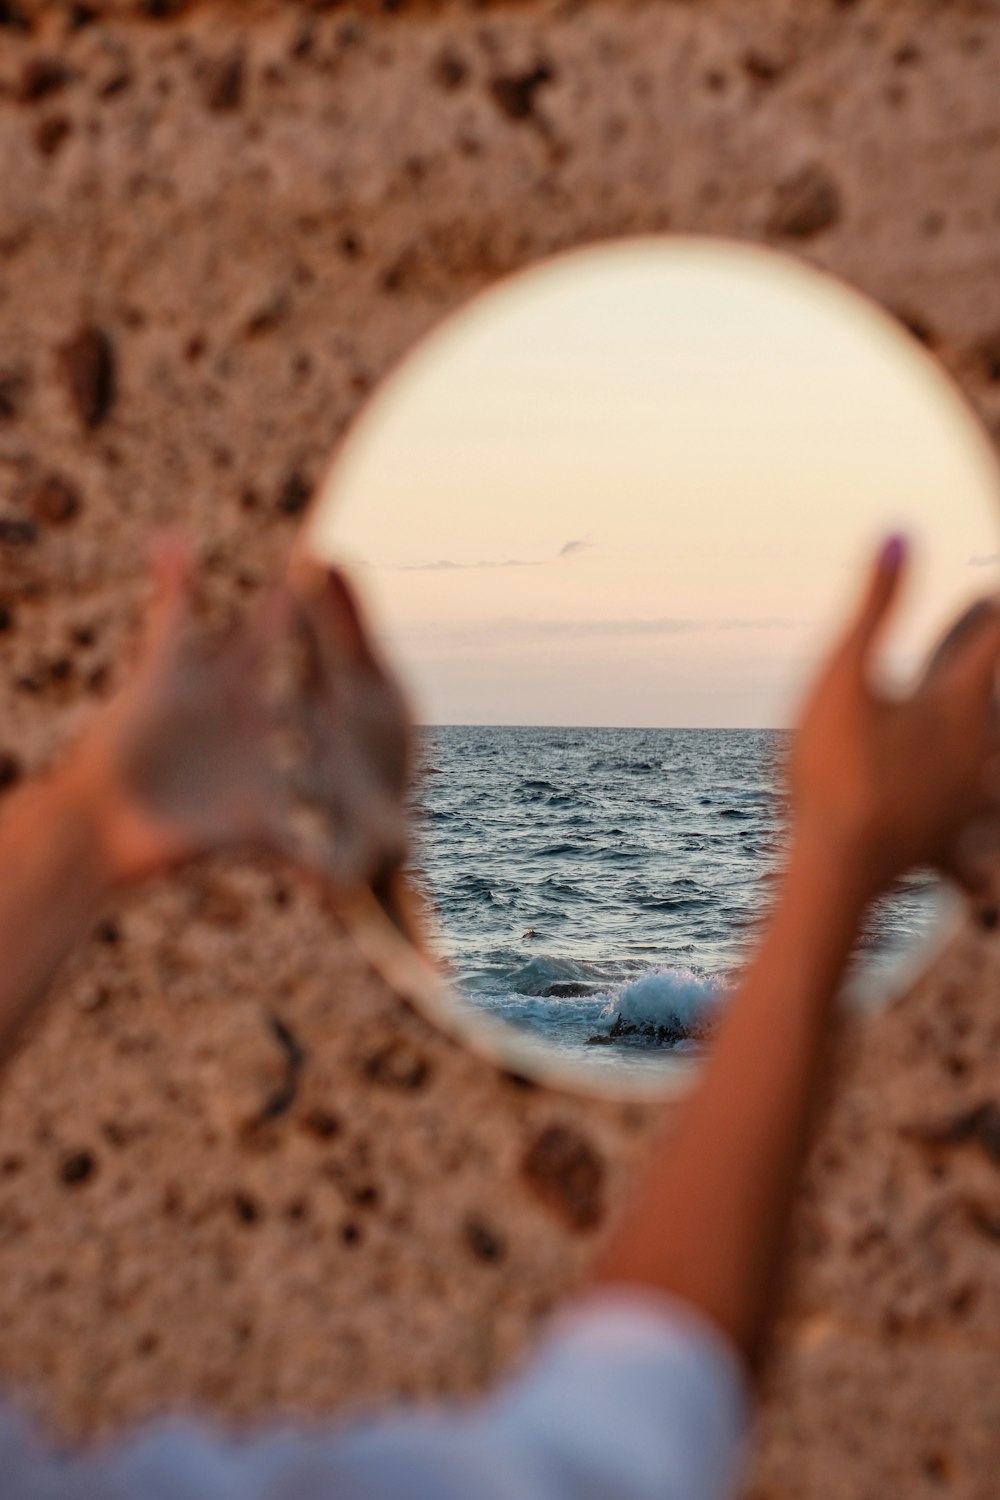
left=308, top=240, right=1000, bottom=727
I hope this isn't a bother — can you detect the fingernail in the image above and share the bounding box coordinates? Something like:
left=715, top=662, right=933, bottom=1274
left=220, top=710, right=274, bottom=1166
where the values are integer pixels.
left=881, top=533, right=908, bottom=570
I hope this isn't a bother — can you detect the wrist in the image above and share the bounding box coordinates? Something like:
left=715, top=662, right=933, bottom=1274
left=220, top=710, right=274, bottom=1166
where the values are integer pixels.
left=60, top=735, right=163, bottom=890
left=781, top=822, right=875, bottom=930
left=753, top=830, right=874, bottom=1013
left=788, top=810, right=889, bottom=909
left=40, top=750, right=127, bottom=896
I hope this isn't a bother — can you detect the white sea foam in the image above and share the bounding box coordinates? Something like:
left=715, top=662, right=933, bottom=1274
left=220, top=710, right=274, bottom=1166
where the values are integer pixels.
left=475, top=962, right=728, bottom=1049
left=606, top=967, right=728, bottom=1030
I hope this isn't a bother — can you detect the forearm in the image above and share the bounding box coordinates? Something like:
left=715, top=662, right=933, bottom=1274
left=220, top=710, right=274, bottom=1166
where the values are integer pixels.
left=596, top=830, right=870, bottom=1365
left=0, top=754, right=120, bottom=1062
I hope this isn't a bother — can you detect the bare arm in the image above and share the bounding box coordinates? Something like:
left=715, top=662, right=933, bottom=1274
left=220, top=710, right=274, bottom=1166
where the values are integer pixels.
left=0, top=548, right=415, bottom=1067
left=0, top=542, right=289, bottom=1062
left=0, top=756, right=123, bottom=1056
left=597, top=538, right=1000, bottom=1366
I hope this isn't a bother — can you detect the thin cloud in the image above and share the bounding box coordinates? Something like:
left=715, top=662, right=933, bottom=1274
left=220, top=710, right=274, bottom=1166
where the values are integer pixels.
left=502, top=616, right=803, bottom=638
left=404, top=615, right=805, bottom=643
left=390, top=538, right=595, bottom=572
left=399, top=557, right=535, bottom=572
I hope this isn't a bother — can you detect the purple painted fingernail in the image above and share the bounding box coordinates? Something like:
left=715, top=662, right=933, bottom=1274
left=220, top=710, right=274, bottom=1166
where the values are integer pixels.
left=881, top=533, right=908, bottom=569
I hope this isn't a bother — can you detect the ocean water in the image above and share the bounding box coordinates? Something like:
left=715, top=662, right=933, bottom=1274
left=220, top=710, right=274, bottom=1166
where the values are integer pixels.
left=410, top=726, right=944, bottom=1066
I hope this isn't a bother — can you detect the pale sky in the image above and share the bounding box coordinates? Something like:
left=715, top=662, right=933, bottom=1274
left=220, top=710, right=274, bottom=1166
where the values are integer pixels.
left=307, top=239, right=1000, bottom=727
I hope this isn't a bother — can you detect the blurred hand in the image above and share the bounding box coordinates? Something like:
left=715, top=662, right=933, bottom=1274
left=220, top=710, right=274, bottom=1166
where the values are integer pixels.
left=77, top=540, right=416, bottom=903
left=76, top=538, right=291, bottom=881
left=790, top=536, right=1000, bottom=905
left=284, top=558, right=413, bottom=909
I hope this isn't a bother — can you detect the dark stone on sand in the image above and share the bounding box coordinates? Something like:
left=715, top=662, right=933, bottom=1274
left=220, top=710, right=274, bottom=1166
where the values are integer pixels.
left=60, top=326, right=117, bottom=429
left=893, top=307, right=936, bottom=347
left=906, top=1101, right=1000, bottom=1166
left=202, top=49, right=246, bottom=113
left=244, top=292, right=291, bottom=338
left=301, top=1107, right=342, bottom=1140
left=434, top=49, right=469, bottom=91
left=362, top=1039, right=430, bottom=1091
left=233, top=1190, right=261, bottom=1225
left=60, top=1150, right=96, bottom=1186
left=29, top=472, right=82, bottom=526
left=0, top=753, right=23, bottom=793
left=35, top=116, right=72, bottom=158
left=141, top=0, right=189, bottom=18
left=464, top=1216, right=506, bottom=1263
left=977, top=331, right=1000, bottom=384
left=98, top=71, right=133, bottom=101
left=502, top=1069, right=538, bottom=1090
left=0, top=368, right=28, bottom=420
left=270, top=1014, right=306, bottom=1072
left=767, top=165, right=841, bottom=239
left=0, top=517, right=38, bottom=546
left=490, top=63, right=554, bottom=123
left=276, top=469, right=313, bottom=516
left=248, top=1015, right=305, bottom=1128
left=742, top=49, right=786, bottom=84
left=967, top=1202, right=1000, bottom=1242
left=18, top=58, right=73, bottom=104
left=520, top=1123, right=604, bottom=1231
left=0, top=1, right=31, bottom=31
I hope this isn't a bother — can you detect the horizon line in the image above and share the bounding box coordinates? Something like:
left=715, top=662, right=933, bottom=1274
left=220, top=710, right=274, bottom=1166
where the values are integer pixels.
left=416, top=722, right=792, bottom=732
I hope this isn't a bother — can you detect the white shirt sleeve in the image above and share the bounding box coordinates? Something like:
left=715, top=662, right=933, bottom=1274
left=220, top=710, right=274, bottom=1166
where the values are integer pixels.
left=0, top=1289, right=749, bottom=1500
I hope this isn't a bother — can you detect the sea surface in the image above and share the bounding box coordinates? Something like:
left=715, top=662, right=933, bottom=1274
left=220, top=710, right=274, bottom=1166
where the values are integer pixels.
left=410, top=726, right=945, bottom=1067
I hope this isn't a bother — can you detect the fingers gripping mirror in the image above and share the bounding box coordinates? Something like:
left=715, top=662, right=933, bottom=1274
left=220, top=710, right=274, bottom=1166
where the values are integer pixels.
left=293, top=238, right=1000, bottom=1098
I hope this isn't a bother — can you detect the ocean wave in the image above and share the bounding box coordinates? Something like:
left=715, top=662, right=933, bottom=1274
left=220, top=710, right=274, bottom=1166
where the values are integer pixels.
left=609, top=966, right=727, bottom=1029
left=416, top=726, right=933, bottom=1060
left=638, top=894, right=711, bottom=912
left=452, top=874, right=515, bottom=907
left=463, top=958, right=728, bottom=1051
left=500, top=955, right=619, bottom=996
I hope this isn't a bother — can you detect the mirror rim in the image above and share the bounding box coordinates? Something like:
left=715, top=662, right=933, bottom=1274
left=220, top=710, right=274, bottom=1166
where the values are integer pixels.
left=291, top=233, right=996, bottom=1101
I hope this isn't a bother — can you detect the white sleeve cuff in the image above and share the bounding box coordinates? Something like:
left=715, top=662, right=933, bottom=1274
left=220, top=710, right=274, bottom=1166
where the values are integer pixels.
left=483, top=1286, right=750, bottom=1500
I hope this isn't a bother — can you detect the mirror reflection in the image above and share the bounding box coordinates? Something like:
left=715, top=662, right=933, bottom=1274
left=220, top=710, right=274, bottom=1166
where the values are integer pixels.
left=301, top=239, right=1000, bottom=1090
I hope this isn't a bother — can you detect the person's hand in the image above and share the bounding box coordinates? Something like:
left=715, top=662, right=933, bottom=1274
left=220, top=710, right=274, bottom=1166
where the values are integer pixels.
left=790, top=535, right=1000, bottom=906
left=73, top=537, right=291, bottom=883
left=283, top=558, right=414, bottom=920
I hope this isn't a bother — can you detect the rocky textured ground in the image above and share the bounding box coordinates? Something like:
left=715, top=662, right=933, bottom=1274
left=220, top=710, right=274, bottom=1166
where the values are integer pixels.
left=0, top=2, right=999, bottom=1496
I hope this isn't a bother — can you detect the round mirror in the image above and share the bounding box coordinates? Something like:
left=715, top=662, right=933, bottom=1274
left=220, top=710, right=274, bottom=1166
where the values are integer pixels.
left=297, top=238, right=1000, bottom=1096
